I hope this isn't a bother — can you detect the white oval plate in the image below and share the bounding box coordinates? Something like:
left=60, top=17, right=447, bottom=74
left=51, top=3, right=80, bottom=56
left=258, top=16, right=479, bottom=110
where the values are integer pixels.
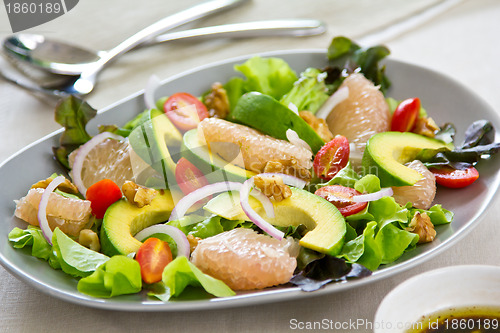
left=1, top=50, right=499, bottom=311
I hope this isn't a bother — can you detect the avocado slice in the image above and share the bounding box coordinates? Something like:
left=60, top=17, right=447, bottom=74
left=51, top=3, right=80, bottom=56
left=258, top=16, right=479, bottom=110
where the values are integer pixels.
left=128, top=109, right=182, bottom=188
left=362, top=131, right=453, bottom=187
left=204, top=188, right=346, bottom=256
left=100, top=191, right=175, bottom=256
left=181, top=129, right=256, bottom=183
left=231, top=92, right=325, bottom=153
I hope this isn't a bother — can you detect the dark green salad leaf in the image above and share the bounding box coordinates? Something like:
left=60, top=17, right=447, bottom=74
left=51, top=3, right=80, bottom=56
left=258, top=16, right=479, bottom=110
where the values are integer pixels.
left=53, top=95, right=97, bottom=168
left=326, top=36, right=391, bottom=94
left=290, top=255, right=371, bottom=292
left=417, top=120, right=500, bottom=170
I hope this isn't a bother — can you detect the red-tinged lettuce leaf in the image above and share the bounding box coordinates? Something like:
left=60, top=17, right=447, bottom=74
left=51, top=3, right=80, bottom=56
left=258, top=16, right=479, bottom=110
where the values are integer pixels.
left=289, top=255, right=371, bottom=292
left=326, top=36, right=391, bottom=94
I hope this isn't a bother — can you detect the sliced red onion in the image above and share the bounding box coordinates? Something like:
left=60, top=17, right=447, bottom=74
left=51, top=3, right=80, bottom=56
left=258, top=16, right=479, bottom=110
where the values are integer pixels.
left=71, top=132, right=125, bottom=196
left=240, top=178, right=284, bottom=240
left=352, top=187, right=394, bottom=203
left=134, top=224, right=190, bottom=258
left=168, top=181, right=274, bottom=221
left=288, top=102, right=299, bottom=115
left=286, top=129, right=312, bottom=153
left=144, top=74, right=161, bottom=110
left=316, top=86, right=349, bottom=120
left=37, top=175, right=66, bottom=245
left=258, top=173, right=307, bottom=189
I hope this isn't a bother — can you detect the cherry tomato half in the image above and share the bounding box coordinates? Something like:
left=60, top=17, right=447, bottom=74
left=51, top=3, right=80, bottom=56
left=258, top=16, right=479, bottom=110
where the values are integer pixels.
left=136, top=237, right=173, bottom=284
left=163, top=92, right=209, bottom=131
left=175, top=157, right=210, bottom=195
left=314, top=185, right=367, bottom=217
left=313, top=136, right=350, bottom=180
left=391, top=97, right=420, bottom=132
left=85, top=179, right=123, bottom=219
left=429, top=165, right=479, bottom=188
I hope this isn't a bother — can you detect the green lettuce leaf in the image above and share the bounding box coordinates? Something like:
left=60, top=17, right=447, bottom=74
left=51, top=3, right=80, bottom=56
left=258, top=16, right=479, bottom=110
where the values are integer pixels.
left=340, top=221, right=382, bottom=271
left=367, top=197, right=409, bottom=229
left=279, top=68, right=329, bottom=114
left=224, top=56, right=298, bottom=111
left=406, top=203, right=454, bottom=226
left=354, top=174, right=381, bottom=194
left=77, top=255, right=142, bottom=298
left=53, top=95, right=97, bottom=168
left=52, top=228, right=109, bottom=278
left=159, top=256, right=235, bottom=301
left=8, top=226, right=52, bottom=260
left=316, top=162, right=361, bottom=189
left=374, top=223, right=418, bottom=264
left=167, top=215, right=251, bottom=239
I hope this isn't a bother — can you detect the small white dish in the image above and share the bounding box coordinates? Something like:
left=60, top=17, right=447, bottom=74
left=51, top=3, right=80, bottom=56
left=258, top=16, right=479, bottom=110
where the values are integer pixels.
left=374, top=265, right=500, bottom=333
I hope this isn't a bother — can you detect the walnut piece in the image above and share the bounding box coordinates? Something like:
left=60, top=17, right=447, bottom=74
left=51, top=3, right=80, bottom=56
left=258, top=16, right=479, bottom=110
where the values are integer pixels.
left=78, top=229, right=100, bottom=252
left=413, top=117, right=439, bottom=138
left=406, top=212, right=436, bottom=244
left=299, top=110, right=334, bottom=142
left=253, top=175, right=292, bottom=202
left=187, top=234, right=201, bottom=253
left=31, top=175, right=79, bottom=194
left=204, top=82, right=230, bottom=119
left=122, top=181, right=157, bottom=208
left=263, top=158, right=312, bottom=183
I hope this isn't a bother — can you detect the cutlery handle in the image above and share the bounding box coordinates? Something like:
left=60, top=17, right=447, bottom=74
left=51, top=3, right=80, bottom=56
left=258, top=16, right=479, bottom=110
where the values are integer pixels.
left=100, top=0, right=248, bottom=65
left=148, top=19, right=326, bottom=44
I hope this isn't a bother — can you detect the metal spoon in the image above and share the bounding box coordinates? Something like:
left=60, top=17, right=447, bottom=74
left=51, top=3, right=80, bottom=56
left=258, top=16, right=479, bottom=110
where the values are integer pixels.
left=3, top=19, right=326, bottom=76
left=0, top=0, right=249, bottom=96
left=1, top=19, right=326, bottom=97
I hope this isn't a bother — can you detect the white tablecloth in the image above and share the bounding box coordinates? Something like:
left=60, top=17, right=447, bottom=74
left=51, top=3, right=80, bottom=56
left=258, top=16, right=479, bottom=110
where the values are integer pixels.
left=1, top=1, right=499, bottom=332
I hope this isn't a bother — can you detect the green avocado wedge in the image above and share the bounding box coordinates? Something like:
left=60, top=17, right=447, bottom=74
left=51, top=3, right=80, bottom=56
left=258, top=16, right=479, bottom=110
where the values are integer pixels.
left=231, top=92, right=325, bottom=153
left=128, top=109, right=182, bottom=188
left=362, top=131, right=454, bottom=187
left=100, top=191, right=175, bottom=256
left=181, top=129, right=256, bottom=183
left=204, top=188, right=346, bottom=256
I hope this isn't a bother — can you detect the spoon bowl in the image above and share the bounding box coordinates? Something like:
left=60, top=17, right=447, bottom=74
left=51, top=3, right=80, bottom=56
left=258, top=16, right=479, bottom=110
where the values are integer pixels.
left=3, top=19, right=325, bottom=78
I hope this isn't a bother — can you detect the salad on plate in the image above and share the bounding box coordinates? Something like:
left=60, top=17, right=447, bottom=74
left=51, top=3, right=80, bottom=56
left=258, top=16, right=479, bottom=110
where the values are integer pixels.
left=8, top=36, right=500, bottom=301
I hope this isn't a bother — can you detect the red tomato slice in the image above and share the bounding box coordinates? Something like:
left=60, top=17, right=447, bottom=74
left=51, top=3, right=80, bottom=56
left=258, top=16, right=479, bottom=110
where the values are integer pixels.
left=175, top=157, right=210, bottom=195
left=429, top=166, right=479, bottom=188
left=136, top=237, right=173, bottom=284
left=85, top=179, right=123, bottom=219
left=163, top=92, right=209, bottom=131
left=314, top=185, right=367, bottom=217
left=391, top=97, right=420, bottom=132
left=313, top=136, right=350, bottom=180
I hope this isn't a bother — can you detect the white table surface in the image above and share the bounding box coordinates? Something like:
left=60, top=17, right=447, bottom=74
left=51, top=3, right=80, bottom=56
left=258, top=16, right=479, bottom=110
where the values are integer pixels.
left=1, top=0, right=499, bottom=332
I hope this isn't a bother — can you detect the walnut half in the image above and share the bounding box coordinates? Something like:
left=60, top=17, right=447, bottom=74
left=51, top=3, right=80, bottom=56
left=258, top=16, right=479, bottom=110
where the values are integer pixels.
left=406, top=212, right=436, bottom=244
left=122, top=181, right=157, bottom=208
left=253, top=175, right=292, bottom=202
left=299, top=110, right=334, bottom=142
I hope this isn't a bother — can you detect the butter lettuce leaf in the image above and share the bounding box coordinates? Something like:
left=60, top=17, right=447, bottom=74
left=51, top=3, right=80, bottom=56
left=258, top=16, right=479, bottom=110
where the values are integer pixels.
left=159, top=256, right=235, bottom=301
left=8, top=226, right=52, bottom=260
left=340, top=221, right=382, bottom=271
left=224, top=56, right=298, bottom=112
left=406, top=203, right=454, bottom=226
left=279, top=68, right=329, bottom=114
left=316, top=162, right=361, bottom=189
left=77, top=255, right=141, bottom=298
left=52, top=228, right=109, bottom=278
left=374, top=223, right=418, bottom=264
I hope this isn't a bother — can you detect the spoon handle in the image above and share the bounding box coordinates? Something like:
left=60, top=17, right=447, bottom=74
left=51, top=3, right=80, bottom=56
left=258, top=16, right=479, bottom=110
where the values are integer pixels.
left=100, top=0, right=248, bottom=65
left=147, top=19, right=326, bottom=44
